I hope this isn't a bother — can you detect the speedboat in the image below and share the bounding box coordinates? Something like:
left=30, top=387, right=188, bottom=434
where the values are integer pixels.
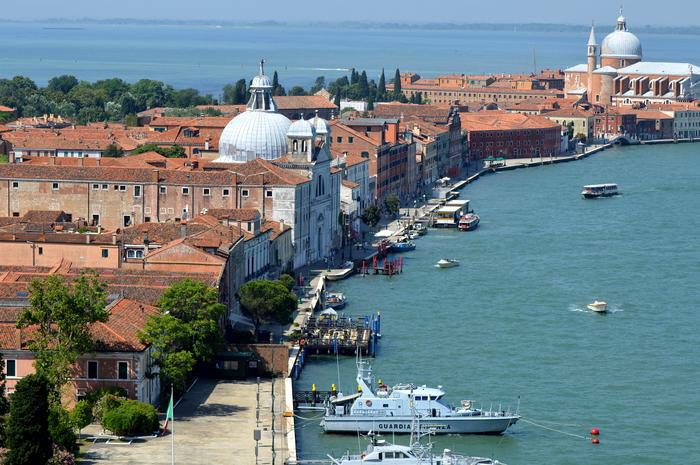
left=436, top=259, right=460, bottom=269
left=581, top=184, right=618, bottom=198
left=587, top=300, right=608, bottom=313
left=328, top=433, right=506, bottom=465
left=412, top=223, right=428, bottom=236
left=458, top=214, right=480, bottom=231
left=326, top=292, right=347, bottom=309
left=322, top=358, right=520, bottom=434
left=391, top=241, right=416, bottom=252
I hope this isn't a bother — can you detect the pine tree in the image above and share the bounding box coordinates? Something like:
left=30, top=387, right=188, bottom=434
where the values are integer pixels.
left=350, top=68, right=359, bottom=85
left=272, top=71, right=285, bottom=96
left=377, top=69, right=386, bottom=102
left=0, top=353, right=9, bottom=446
left=393, top=69, right=402, bottom=101
left=359, top=71, right=369, bottom=99
left=333, top=92, right=341, bottom=108
left=5, top=374, right=52, bottom=465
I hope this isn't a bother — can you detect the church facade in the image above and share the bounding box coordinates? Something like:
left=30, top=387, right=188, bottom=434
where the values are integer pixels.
left=215, top=62, right=341, bottom=269
left=565, top=13, right=700, bottom=107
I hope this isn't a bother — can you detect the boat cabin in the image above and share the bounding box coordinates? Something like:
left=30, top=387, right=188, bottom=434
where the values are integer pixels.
left=581, top=183, right=618, bottom=198
left=434, top=200, right=470, bottom=228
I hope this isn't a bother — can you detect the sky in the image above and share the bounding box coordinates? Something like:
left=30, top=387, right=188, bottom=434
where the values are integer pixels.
left=2, top=0, right=698, bottom=26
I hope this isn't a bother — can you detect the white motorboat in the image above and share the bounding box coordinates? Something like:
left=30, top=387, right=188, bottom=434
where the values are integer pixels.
left=322, top=358, right=520, bottom=434
left=326, top=292, right=347, bottom=309
left=587, top=300, right=608, bottom=313
left=435, top=259, right=460, bottom=269
left=329, top=432, right=506, bottom=465
left=581, top=184, right=618, bottom=198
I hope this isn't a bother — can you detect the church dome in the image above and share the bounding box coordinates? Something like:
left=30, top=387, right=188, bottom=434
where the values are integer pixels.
left=312, top=114, right=330, bottom=136
left=219, top=111, right=291, bottom=162
left=215, top=60, right=291, bottom=163
left=601, top=15, right=642, bottom=59
left=287, top=118, right=315, bottom=138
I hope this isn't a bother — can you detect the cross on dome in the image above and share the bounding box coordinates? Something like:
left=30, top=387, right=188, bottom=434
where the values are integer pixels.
left=259, top=59, right=265, bottom=76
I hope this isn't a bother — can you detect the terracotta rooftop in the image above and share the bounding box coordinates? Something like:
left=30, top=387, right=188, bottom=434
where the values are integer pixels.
left=204, top=208, right=260, bottom=222
left=373, top=103, right=455, bottom=124
left=461, top=111, right=561, bottom=131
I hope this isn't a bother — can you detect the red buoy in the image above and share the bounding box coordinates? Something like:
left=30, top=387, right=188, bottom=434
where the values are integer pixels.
left=591, top=438, right=600, bottom=444
left=590, top=428, right=600, bottom=436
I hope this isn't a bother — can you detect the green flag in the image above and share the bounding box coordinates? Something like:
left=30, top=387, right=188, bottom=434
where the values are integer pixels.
left=164, top=390, right=174, bottom=431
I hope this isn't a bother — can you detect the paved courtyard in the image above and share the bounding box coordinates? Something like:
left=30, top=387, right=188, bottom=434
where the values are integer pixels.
left=80, top=378, right=288, bottom=465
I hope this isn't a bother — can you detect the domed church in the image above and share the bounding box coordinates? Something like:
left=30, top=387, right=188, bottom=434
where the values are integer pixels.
left=216, top=61, right=292, bottom=163
left=564, top=10, right=700, bottom=106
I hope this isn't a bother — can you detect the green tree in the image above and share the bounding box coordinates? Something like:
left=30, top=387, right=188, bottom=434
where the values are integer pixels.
left=333, top=92, right=341, bottom=108
left=309, top=76, right=325, bottom=94
left=358, top=71, right=369, bottom=99
left=361, top=204, right=381, bottom=229
left=130, top=79, right=173, bottom=109
left=278, top=274, right=295, bottom=291
left=223, top=79, right=248, bottom=104
left=69, top=400, right=93, bottom=436
left=376, top=69, right=387, bottom=102
left=350, top=68, right=359, bottom=85
left=392, top=69, right=402, bottom=101
left=47, top=75, right=79, bottom=94
left=132, top=143, right=186, bottom=158
left=384, top=194, right=401, bottom=217
left=5, top=374, right=53, bottom=465
left=17, top=274, right=108, bottom=393
left=288, top=86, right=307, bottom=96
left=49, top=405, right=77, bottom=453
left=140, top=279, right=226, bottom=392
left=103, top=143, right=124, bottom=157
left=272, top=71, right=285, bottom=96
left=101, top=400, right=158, bottom=436
left=0, top=353, right=9, bottom=446
left=119, top=92, right=139, bottom=116
left=239, top=280, right=296, bottom=335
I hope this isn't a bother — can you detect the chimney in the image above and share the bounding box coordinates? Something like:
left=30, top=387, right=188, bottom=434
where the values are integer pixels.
left=78, top=157, right=84, bottom=167
left=152, top=169, right=159, bottom=183
left=204, top=139, right=210, bottom=151
left=112, top=232, right=117, bottom=245
left=85, top=234, right=91, bottom=244
left=180, top=221, right=187, bottom=238
left=50, top=157, right=55, bottom=165
left=279, top=219, right=285, bottom=232
left=96, top=158, right=101, bottom=166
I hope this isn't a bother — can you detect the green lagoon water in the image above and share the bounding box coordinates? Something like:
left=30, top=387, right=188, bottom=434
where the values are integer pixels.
left=295, top=144, right=700, bottom=465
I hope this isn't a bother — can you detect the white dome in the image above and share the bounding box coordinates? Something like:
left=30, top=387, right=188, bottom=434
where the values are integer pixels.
left=251, top=74, right=273, bottom=88
left=312, top=115, right=330, bottom=135
left=601, top=14, right=642, bottom=59
left=287, top=119, right=315, bottom=138
left=217, top=111, right=291, bottom=163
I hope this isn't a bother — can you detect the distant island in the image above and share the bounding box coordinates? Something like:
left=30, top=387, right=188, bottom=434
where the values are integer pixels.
left=2, top=18, right=700, bottom=36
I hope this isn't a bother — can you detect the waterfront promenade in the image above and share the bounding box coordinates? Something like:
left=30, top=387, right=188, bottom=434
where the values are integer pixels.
left=80, top=379, right=289, bottom=465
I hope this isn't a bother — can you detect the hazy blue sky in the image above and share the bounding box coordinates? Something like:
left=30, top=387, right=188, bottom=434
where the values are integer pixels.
left=2, top=0, right=697, bottom=25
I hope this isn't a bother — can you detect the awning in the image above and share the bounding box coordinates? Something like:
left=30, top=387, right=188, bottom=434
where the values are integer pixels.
left=374, top=230, right=394, bottom=238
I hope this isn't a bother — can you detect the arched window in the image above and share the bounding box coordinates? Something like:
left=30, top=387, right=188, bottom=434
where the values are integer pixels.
left=292, top=140, right=298, bottom=152
left=302, top=140, right=307, bottom=152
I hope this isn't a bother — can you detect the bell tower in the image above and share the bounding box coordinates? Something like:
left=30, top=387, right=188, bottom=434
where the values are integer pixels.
left=587, top=24, right=598, bottom=102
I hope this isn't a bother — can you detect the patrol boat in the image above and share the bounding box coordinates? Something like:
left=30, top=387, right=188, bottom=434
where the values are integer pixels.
left=322, top=358, right=520, bottom=434
left=329, top=432, right=506, bottom=465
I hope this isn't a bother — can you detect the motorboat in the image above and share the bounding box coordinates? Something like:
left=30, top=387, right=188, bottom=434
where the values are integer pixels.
left=326, top=292, right=347, bottom=309
left=326, top=261, right=355, bottom=281
left=391, top=241, right=416, bottom=252
left=435, top=259, right=460, bottom=269
left=412, top=223, right=428, bottom=236
left=406, top=232, right=421, bottom=240
left=322, top=358, right=520, bottom=434
left=458, top=214, right=480, bottom=231
left=328, top=432, right=507, bottom=465
left=587, top=300, right=608, bottom=313
left=581, top=184, right=618, bottom=198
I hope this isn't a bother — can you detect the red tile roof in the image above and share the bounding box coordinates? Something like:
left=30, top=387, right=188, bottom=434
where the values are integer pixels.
left=460, top=111, right=561, bottom=132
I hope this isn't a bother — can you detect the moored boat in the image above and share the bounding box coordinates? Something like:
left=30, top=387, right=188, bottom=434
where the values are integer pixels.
left=391, top=241, right=416, bottom=252
left=322, top=358, right=520, bottom=434
left=328, top=432, right=506, bottom=465
left=326, top=292, right=347, bottom=309
left=435, top=258, right=460, bottom=268
left=458, top=213, right=480, bottom=231
left=587, top=300, right=608, bottom=313
left=581, top=184, right=618, bottom=198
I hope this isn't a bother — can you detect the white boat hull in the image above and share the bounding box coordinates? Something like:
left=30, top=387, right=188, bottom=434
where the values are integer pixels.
left=322, top=415, right=519, bottom=434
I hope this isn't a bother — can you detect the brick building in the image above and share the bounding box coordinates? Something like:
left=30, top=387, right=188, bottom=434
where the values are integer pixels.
left=461, top=111, right=562, bottom=160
